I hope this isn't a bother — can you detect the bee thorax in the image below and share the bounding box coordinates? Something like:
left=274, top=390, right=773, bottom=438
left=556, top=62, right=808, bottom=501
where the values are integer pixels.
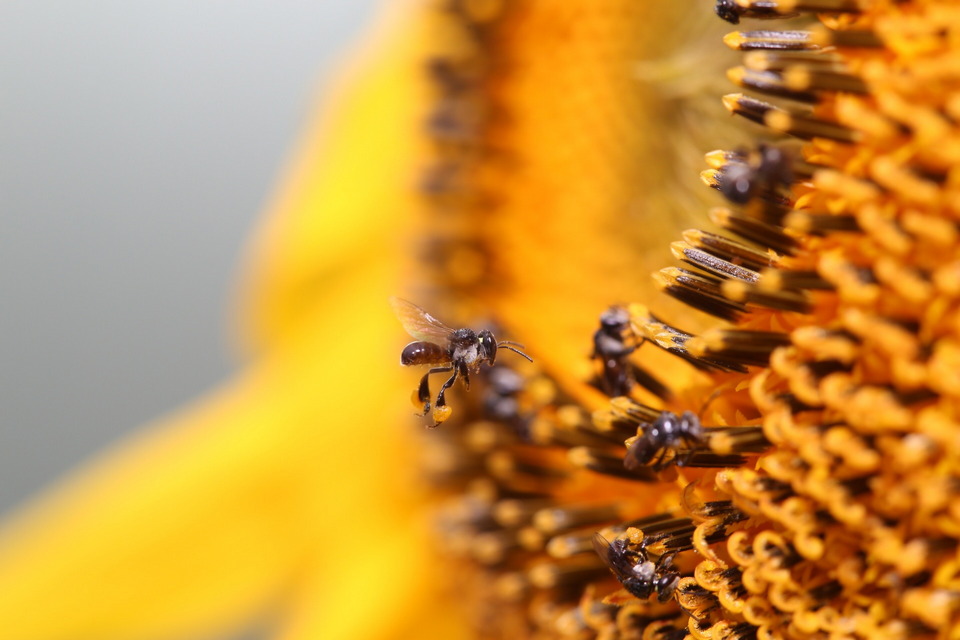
left=455, top=343, right=480, bottom=365
left=632, top=561, right=656, bottom=581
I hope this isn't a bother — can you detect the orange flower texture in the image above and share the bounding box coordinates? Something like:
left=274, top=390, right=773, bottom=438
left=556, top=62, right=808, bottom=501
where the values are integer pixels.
left=2, top=1, right=960, bottom=639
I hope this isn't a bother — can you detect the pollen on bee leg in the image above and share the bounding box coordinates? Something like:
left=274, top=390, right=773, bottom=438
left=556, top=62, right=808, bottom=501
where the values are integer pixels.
left=432, top=404, right=453, bottom=425
left=411, top=388, right=429, bottom=413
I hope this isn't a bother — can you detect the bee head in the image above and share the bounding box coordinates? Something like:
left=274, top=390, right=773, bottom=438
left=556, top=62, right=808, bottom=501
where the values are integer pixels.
left=477, top=330, right=499, bottom=365
left=599, top=306, right=630, bottom=333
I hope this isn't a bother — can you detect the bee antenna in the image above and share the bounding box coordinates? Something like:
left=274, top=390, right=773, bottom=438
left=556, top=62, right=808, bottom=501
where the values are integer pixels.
left=497, top=340, right=526, bottom=348
left=498, top=343, right=533, bottom=362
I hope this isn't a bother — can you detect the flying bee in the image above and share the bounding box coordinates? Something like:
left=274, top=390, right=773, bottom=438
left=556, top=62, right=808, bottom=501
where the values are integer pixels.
left=390, top=297, right=532, bottom=427
left=592, top=533, right=680, bottom=602
left=624, top=410, right=705, bottom=472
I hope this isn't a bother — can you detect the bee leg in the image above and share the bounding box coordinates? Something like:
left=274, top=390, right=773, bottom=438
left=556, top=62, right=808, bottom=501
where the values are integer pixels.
left=461, top=365, right=471, bottom=391
left=417, top=366, right=452, bottom=416
left=651, top=447, right=670, bottom=472
left=434, top=366, right=461, bottom=408
left=678, top=433, right=703, bottom=467
left=655, top=553, right=679, bottom=602
left=429, top=367, right=462, bottom=427
left=657, top=551, right=677, bottom=571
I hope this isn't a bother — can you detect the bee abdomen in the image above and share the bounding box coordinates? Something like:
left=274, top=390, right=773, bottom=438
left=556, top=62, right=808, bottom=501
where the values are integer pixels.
left=401, top=341, right=448, bottom=366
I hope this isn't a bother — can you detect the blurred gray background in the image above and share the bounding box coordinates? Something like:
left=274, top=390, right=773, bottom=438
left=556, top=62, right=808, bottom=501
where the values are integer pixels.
left=0, top=1, right=380, bottom=515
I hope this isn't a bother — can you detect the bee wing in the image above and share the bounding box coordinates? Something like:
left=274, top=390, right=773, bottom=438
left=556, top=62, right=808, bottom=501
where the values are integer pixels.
left=591, top=533, right=617, bottom=570
left=389, top=297, right=455, bottom=343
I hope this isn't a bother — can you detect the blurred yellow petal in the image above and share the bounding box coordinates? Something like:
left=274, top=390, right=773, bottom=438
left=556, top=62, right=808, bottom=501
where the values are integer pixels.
left=0, top=292, right=462, bottom=639
left=0, top=2, right=467, bottom=639
left=235, top=0, right=431, bottom=355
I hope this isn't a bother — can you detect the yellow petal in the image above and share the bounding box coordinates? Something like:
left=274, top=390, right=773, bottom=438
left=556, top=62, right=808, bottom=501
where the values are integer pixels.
left=0, top=2, right=466, bottom=638
left=0, top=284, right=462, bottom=639
left=233, top=0, right=433, bottom=355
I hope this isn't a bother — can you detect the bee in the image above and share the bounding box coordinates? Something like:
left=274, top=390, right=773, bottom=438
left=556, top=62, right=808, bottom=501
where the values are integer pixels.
left=483, top=365, right=527, bottom=430
left=591, top=306, right=670, bottom=399
left=592, top=306, right=637, bottom=397
left=716, top=144, right=794, bottom=205
left=592, top=533, right=680, bottom=602
left=624, top=410, right=705, bottom=472
left=714, top=0, right=742, bottom=23
left=714, top=0, right=796, bottom=24
left=390, top=297, right=532, bottom=426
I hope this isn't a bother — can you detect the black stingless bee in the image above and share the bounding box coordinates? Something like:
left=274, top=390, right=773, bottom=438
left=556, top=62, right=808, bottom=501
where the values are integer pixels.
left=716, top=144, right=794, bottom=205
left=714, top=0, right=795, bottom=24
left=592, top=533, right=680, bottom=602
left=390, top=297, right=532, bottom=427
left=624, top=410, right=705, bottom=472
left=592, top=306, right=638, bottom=397
left=591, top=306, right=670, bottom=399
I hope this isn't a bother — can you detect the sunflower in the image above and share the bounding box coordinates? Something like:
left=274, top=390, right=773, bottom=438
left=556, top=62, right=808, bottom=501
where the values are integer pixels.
left=410, top=1, right=960, bottom=638
left=2, top=1, right=959, bottom=640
